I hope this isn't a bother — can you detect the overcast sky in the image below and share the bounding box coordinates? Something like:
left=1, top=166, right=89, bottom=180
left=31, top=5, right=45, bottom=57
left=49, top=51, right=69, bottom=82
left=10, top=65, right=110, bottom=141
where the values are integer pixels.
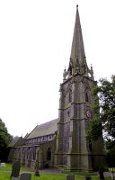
left=0, top=0, right=115, bottom=137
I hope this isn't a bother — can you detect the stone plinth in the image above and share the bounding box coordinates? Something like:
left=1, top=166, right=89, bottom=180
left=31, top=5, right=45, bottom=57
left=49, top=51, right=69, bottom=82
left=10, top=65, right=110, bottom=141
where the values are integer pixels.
left=20, top=173, right=31, bottom=180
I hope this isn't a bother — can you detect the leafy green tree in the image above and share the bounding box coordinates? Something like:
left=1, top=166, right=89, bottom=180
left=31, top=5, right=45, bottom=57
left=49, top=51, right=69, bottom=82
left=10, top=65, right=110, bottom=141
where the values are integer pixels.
left=88, top=75, right=115, bottom=140
left=105, top=139, right=115, bottom=167
left=0, top=119, right=12, bottom=161
left=87, top=75, right=115, bottom=166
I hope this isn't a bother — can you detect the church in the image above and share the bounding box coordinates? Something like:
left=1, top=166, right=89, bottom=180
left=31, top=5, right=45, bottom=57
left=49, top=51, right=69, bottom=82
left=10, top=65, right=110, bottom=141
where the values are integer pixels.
left=9, top=6, right=104, bottom=171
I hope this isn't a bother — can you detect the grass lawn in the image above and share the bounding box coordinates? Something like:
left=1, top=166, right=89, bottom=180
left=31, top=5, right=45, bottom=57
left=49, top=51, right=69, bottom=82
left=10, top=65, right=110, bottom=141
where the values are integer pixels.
left=0, top=172, right=65, bottom=180
left=0, top=163, right=112, bottom=180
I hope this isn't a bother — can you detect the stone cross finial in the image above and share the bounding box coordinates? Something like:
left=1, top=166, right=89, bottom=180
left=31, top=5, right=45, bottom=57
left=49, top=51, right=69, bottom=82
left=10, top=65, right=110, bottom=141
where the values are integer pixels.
left=63, top=67, right=67, bottom=81
left=90, top=64, right=94, bottom=79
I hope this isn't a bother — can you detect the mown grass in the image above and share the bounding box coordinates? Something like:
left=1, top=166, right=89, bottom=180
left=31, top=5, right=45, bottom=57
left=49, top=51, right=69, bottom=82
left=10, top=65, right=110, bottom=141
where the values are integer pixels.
left=0, top=163, right=11, bottom=171
left=0, top=172, right=65, bottom=180
left=0, top=173, right=112, bottom=180
left=0, top=163, right=112, bottom=180
left=0, top=163, right=65, bottom=180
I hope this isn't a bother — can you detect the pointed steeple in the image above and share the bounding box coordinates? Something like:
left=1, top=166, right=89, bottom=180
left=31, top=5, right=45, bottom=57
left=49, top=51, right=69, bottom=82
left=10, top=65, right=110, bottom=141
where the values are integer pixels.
left=70, top=5, right=85, bottom=63
left=68, top=5, right=90, bottom=77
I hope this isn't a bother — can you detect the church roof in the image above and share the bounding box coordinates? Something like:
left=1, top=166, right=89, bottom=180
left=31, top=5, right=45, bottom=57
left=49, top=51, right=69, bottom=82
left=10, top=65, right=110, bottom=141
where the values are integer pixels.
left=26, top=118, right=59, bottom=139
left=9, top=137, right=24, bottom=147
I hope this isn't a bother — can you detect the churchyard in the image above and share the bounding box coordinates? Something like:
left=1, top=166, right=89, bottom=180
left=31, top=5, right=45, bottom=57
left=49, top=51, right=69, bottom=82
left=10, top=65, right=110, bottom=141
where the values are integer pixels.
left=0, top=163, right=113, bottom=180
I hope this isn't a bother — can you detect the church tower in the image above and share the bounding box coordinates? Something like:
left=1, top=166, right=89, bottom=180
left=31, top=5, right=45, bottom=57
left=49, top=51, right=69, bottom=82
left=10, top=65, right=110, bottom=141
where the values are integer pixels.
left=55, top=6, right=104, bottom=171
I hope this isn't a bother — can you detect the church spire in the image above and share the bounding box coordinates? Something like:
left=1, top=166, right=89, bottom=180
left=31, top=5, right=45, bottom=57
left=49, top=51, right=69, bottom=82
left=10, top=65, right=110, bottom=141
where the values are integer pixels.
left=63, top=6, right=94, bottom=81
left=70, top=5, right=86, bottom=65
left=67, top=5, right=91, bottom=77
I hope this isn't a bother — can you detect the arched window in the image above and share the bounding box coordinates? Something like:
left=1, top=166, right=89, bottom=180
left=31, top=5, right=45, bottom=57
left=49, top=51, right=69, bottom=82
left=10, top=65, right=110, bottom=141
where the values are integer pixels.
left=68, top=111, right=70, bottom=117
left=88, top=140, right=92, bottom=152
left=33, top=147, right=36, bottom=160
left=69, top=89, right=72, bottom=103
left=47, top=148, right=51, bottom=160
left=85, top=92, right=89, bottom=102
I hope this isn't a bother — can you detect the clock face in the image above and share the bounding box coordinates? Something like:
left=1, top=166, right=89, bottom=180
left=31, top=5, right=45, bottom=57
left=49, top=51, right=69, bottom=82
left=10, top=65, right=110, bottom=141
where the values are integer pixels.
left=86, top=110, right=92, bottom=118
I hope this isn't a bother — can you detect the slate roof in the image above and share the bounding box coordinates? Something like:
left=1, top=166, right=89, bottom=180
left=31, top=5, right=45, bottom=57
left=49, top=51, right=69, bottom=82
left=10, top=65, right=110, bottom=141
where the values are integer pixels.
left=26, top=118, right=59, bottom=139
left=9, top=137, right=23, bottom=147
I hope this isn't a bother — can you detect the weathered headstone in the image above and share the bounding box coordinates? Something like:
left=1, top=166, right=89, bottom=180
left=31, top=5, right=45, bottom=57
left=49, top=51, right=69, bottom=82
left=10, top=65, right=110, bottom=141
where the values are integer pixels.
left=66, top=174, right=75, bottom=180
left=20, top=173, right=32, bottom=180
left=34, top=160, right=40, bottom=176
left=10, top=161, right=21, bottom=179
left=11, top=177, right=18, bottom=180
left=0, top=163, right=5, bottom=167
left=85, top=176, right=91, bottom=180
left=98, top=168, right=105, bottom=180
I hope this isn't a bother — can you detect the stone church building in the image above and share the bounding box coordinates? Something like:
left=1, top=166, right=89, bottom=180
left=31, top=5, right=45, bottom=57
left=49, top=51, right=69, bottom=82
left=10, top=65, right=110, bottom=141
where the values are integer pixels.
left=9, top=6, right=104, bottom=171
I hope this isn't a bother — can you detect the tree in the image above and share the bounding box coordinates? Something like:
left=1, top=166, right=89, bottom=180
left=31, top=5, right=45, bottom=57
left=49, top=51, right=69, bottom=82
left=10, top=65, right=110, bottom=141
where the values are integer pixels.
left=87, top=75, right=115, bottom=166
left=88, top=75, right=115, bottom=140
left=105, top=139, right=115, bottom=167
left=0, top=118, right=12, bottom=161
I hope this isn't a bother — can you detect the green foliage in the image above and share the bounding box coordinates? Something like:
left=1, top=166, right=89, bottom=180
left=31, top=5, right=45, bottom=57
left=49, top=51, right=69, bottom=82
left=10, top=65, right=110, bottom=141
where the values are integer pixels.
left=88, top=75, right=115, bottom=141
left=0, top=119, right=11, bottom=147
left=105, top=140, right=115, bottom=167
left=87, top=118, right=102, bottom=140
left=0, top=119, right=12, bottom=161
left=98, top=76, right=115, bottom=140
left=87, top=75, right=115, bottom=167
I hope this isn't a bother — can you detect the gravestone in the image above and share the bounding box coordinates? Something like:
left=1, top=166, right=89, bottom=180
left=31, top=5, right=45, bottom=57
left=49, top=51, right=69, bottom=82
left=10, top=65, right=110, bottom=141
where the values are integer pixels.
left=34, top=160, right=40, bottom=176
left=12, top=178, right=18, bottom=180
left=20, top=173, right=31, bottom=180
left=85, top=176, right=91, bottom=180
left=10, top=161, right=21, bottom=179
left=0, top=163, right=5, bottom=167
left=98, top=168, right=105, bottom=180
left=66, top=174, right=75, bottom=180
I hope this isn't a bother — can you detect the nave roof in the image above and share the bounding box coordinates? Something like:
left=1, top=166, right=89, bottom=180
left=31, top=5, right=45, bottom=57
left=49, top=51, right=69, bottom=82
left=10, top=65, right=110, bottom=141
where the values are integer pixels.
left=26, top=118, right=59, bottom=139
